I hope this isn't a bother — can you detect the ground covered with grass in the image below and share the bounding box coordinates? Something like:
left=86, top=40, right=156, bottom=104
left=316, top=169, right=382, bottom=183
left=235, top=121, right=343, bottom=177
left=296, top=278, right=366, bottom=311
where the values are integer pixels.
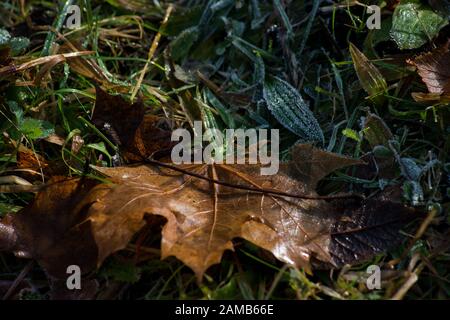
left=0, top=0, right=449, bottom=300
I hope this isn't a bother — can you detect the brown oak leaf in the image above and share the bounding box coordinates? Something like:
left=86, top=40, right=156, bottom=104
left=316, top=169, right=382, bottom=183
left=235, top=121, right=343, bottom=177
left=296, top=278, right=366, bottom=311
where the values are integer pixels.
left=0, top=145, right=418, bottom=281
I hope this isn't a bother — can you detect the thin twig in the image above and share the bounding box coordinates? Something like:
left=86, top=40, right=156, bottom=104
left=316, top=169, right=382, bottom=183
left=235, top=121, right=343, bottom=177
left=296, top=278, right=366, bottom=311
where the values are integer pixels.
left=144, top=159, right=364, bottom=201
left=391, top=269, right=420, bottom=300
left=2, top=260, right=34, bottom=300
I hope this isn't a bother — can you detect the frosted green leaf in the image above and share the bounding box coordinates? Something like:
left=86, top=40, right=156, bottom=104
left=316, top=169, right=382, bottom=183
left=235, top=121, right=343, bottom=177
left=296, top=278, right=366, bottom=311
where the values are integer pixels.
left=390, top=0, right=448, bottom=50
left=170, top=26, right=199, bottom=61
left=400, top=157, right=422, bottom=181
left=0, top=29, right=11, bottom=46
left=253, top=53, right=265, bottom=85
left=8, top=101, right=23, bottom=122
left=263, top=76, right=324, bottom=143
left=0, top=28, right=29, bottom=55
left=9, top=37, right=30, bottom=55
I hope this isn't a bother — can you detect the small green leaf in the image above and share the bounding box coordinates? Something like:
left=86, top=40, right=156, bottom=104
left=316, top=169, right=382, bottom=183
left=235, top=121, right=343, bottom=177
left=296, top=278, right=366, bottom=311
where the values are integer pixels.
left=20, top=118, right=55, bottom=140
left=7, top=100, right=54, bottom=140
left=263, top=76, right=324, bottom=143
left=86, top=142, right=113, bottom=163
left=390, top=0, right=448, bottom=50
left=342, top=128, right=361, bottom=142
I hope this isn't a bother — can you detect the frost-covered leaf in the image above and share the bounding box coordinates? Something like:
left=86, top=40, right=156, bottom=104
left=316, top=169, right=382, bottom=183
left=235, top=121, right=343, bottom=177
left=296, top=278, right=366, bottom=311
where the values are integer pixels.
left=400, top=157, right=422, bottom=181
left=170, top=26, right=199, bottom=62
left=390, top=0, right=448, bottom=50
left=9, top=37, right=30, bottom=55
left=263, top=76, right=324, bottom=143
left=0, top=29, right=11, bottom=46
left=0, top=28, right=29, bottom=55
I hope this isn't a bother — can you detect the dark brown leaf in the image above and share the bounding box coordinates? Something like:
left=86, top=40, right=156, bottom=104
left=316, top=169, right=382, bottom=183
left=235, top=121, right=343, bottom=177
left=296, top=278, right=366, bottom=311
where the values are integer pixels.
left=408, top=41, right=450, bottom=98
left=92, top=87, right=174, bottom=162
left=2, top=177, right=101, bottom=278
left=50, top=279, right=99, bottom=300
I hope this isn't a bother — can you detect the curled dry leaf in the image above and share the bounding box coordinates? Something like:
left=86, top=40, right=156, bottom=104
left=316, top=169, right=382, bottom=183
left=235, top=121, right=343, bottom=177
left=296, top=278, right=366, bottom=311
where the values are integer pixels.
left=59, top=43, right=123, bottom=91
left=0, top=144, right=418, bottom=280
left=92, top=87, right=174, bottom=162
left=14, top=144, right=66, bottom=179
left=0, top=51, right=93, bottom=79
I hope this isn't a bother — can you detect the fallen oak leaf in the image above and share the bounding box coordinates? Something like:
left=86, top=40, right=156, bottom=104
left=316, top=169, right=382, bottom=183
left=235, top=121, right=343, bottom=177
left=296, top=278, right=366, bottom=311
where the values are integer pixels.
left=90, top=162, right=352, bottom=278
left=92, top=164, right=415, bottom=279
left=89, top=145, right=415, bottom=279
left=0, top=144, right=358, bottom=274
left=0, top=145, right=418, bottom=281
